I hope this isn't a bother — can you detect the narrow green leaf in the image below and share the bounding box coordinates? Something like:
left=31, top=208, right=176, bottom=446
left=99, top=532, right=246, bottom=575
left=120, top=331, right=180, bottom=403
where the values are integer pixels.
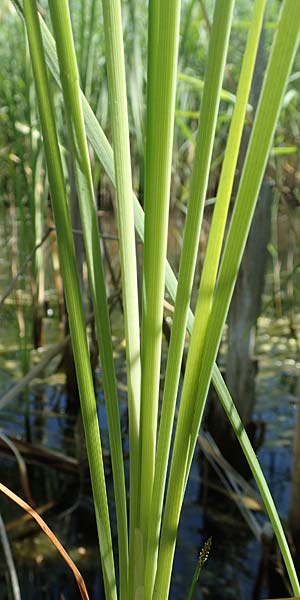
left=47, top=3, right=128, bottom=597
left=16, top=6, right=299, bottom=596
left=178, top=72, right=247, bottom=106
left=179, top=0, right=267, bottom=486
left=22, top=1, right=117, bottom=597
left=213, top=368, right=300, bottom=598
left=100, top=1, right=141, bottom=597
left=144, top=1, right=234, bottom=595
left=139, top=0, right=182, bottom=563
left=155, top=2, right=300, bottom=598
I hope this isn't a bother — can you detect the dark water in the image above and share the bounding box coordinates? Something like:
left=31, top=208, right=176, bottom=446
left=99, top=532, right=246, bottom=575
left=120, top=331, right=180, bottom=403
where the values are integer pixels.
left=0, top=317, right=298, bottom=600
left=0, top=211, right=299, bottom=599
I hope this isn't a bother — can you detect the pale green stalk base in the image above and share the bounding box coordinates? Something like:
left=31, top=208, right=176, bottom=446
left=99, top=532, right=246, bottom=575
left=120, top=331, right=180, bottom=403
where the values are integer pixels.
left=47, top=2, right=129, bottom=596
left=144, top=2, right=235, bottom=595
left=139, top=2, right=182, bottom=569
left=101, top=1, right=141, bottom=597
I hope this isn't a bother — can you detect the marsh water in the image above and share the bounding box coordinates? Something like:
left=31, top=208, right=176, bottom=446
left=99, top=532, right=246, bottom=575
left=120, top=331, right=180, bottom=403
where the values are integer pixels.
left=0, top=210, right=299, bottom=600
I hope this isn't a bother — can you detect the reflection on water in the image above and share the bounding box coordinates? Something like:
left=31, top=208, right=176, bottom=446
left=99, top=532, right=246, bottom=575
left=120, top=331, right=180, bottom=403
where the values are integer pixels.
left=0, top=211, right=299, bottom=598
left=0, top=320, right=298, bottom=600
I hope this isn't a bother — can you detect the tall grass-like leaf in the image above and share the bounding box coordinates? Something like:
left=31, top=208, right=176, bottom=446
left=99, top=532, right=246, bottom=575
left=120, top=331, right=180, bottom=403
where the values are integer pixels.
left=187, top=0, right=266, bottom=397
left=100, top=1, right=141, bottom=597
left=37, top=8, right=299, bottom=592
left=139, top=0, right=182, bottom=567
left=154, top=1, right=300, bottom=597
left=162, top=265, right=300, bottom=598
left=16, top=5, right=300, bottom=595
left=212, top=367, right=300, bottom=597
left=181, top=0, right=267, bottom=487
left=127, top=0, right=145, bottom=160
left=144, top=2, right=234, bottom=595
left=47, top=2, right=128, bottom=596
left=189, top=0, right=300, bottom=472
left=178, top=72, right=241, bottom=105
left=81, top=0, right=97, bottom=98
left=22, top=1, right=117, bottom=598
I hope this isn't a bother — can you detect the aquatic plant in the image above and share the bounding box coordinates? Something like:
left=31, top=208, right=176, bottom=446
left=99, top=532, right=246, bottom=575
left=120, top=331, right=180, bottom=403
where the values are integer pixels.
left=10, top=0, right=300, bottom=597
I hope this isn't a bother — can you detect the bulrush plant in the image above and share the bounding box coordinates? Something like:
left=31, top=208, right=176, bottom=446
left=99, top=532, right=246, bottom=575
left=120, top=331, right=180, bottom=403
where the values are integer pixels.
left=11, top=0, right=300, bottom=598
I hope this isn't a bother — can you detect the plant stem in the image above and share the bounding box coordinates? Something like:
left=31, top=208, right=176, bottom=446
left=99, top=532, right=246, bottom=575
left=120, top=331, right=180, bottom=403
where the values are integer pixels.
left=22, top=1, right=117, bottom=597
left=154, top=2, right=300, bottom=597
left=139, top=0, right=182, bottom=570
left=100, top=0, right=142, bottom=596
left=47, top=2, right=130, bottom=596
left=144, top=1, right=234, bottom=595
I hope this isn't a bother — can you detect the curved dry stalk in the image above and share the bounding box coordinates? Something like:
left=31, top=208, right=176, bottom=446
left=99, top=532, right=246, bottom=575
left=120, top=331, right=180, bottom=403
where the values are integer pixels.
left=0, top=483, right=89, bottom=600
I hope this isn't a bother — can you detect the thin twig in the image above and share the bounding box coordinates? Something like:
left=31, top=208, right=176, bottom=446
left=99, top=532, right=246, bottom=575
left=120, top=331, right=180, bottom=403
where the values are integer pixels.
left=0, top=337, right=70, bottom=410
left=0, top=313, right=96, bottom=410
left=0, top=511, right=21, bottom=600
